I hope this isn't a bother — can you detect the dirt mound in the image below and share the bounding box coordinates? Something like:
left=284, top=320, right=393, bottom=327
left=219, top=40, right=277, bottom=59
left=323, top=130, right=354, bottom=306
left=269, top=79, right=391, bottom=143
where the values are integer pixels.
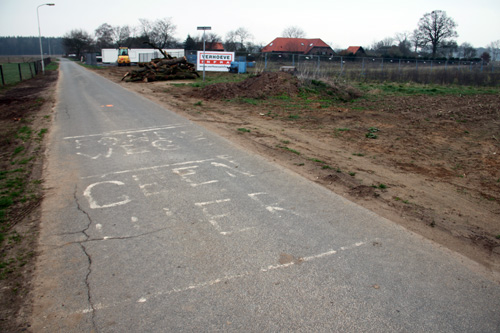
left=199, top=72, right=300, bottom=100
left=197, top=72, right=362, bottom=102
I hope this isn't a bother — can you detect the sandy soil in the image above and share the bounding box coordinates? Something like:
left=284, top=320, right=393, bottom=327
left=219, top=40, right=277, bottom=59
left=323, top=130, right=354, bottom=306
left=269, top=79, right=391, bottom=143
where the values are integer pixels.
left=96, top=66, right=500, bottom=282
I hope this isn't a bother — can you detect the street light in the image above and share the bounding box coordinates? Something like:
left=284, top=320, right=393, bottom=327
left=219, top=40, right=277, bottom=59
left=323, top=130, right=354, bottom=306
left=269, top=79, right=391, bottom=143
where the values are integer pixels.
left=37, top=3, right=55, bottom=74
left=197, top=26, right=211, bottom=81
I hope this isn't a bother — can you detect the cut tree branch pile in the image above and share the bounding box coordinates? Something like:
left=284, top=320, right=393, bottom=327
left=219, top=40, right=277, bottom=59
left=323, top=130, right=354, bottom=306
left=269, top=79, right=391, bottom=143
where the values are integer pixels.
left=122, top=42, right=199, bottom=82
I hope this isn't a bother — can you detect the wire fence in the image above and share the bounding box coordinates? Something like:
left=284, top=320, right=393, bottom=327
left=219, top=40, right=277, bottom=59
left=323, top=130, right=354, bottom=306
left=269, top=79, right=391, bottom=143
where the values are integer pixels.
left=138, top=51, right=165, bottom=63
left=223, top=52, right=500, bottom=86
left=138, top=50, right=185, bottom=63
left=0, top=57, right=52, bottom=86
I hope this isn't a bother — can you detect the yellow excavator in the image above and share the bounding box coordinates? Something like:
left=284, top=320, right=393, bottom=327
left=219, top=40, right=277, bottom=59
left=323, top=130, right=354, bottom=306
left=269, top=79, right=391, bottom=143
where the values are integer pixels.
left=117, top=47, right=131, bottom=66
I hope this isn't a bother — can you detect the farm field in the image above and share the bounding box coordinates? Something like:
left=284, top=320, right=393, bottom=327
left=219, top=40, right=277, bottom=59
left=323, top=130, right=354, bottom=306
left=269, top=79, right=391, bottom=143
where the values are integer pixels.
left=93, top=65, right=500, bottom=280
left=0, top=62, right=36, bottom=85
left=0, top=57, right=50, bottom=85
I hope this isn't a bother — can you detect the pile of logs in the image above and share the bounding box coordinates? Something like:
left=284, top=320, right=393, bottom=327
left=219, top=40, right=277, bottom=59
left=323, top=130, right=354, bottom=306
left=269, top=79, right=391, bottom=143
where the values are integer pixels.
left=122, top=43, right=199, bottom=82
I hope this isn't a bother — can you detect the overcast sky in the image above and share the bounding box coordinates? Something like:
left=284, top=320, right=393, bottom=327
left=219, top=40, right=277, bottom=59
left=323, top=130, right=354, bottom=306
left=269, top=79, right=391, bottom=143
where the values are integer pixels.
left=1, top=0, right=499, bottom=49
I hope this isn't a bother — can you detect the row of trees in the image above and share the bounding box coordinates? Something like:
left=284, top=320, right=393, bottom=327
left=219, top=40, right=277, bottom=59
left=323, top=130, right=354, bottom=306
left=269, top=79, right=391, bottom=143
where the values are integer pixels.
left=0, top=36, right=64, bottom=55
left=61, top=12, right=499, bottom=61
left=363, top=11, right=499, bottom=61
left=63, top=18, right=269, bottom=58
left=62, top=16, right=316, bottom=58
left=367, top=35, right=498, bottom=61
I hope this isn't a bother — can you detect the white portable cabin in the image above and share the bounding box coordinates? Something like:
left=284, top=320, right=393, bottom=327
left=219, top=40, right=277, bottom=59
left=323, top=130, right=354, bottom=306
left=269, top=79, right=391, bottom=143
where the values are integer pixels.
left=102, top=49, right=119, bottom=63
left=101, top=49, right=185, bottom=64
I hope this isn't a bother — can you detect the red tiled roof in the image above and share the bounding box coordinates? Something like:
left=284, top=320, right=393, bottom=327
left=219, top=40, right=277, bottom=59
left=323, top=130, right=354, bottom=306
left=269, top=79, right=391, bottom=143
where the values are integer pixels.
left=198, top=42, right=224, bottom=51
left=209, top=42, right=224, bottom=51
left=262, top=38, right=332, bottom=54
left=346, top=46, right=363, bottom=54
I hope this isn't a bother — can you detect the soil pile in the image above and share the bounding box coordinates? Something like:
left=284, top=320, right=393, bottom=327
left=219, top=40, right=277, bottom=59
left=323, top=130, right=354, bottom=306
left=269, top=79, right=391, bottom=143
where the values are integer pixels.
left=199, top=72, right=300, bottom=100
left=198, top=72, right=362, bottom=102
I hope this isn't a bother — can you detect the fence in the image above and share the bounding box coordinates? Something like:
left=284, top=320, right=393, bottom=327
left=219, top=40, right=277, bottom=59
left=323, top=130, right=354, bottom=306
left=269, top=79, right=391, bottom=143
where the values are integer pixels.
left=270, top=54, right=500, bottom=86
left=254, top=53, right=500, bottom=86
left=138, top=51, right=164, bottom=63
left=138, top=50, right=186, bottom=63
left=0, top=57, right=52, bottom=86
left=189, top=51, right=499, bottom=86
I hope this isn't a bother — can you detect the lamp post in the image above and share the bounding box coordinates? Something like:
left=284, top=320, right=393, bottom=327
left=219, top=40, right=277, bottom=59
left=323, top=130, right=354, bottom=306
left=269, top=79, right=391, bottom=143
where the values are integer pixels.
left=197, top=26, right=211, bottom=81
left=37, top=3, right=55, bottom=74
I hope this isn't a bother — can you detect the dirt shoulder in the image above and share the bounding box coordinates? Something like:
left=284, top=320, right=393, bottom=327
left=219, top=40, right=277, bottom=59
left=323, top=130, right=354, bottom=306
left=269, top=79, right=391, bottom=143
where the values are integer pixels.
left=0, top=68, right=58, bottom=331
left=94, top=66, right=500, bottom=282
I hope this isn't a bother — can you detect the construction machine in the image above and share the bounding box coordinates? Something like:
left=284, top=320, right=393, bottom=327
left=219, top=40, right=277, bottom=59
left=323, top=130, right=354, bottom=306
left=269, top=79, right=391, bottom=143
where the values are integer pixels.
left=117, top=47, right=131, bottom=66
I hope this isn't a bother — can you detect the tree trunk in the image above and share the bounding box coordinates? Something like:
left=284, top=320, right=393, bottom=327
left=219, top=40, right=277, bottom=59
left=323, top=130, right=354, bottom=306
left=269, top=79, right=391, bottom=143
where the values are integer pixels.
left=154, top=57, right=187, bottom=67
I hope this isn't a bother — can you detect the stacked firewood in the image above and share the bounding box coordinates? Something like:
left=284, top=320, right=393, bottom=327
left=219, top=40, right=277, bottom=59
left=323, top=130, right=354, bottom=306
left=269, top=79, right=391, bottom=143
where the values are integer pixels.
left=122, top=43, right=199, bottom=82
left=122, top=57, right=199, bottom=82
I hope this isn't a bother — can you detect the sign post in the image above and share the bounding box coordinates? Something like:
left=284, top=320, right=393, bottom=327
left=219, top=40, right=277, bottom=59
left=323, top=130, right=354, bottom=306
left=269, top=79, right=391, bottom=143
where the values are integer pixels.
left=197, top=26, right=211, bottom=81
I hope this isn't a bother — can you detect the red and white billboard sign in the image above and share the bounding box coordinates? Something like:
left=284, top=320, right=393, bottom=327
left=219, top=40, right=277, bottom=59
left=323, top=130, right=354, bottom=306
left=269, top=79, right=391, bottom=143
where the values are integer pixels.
left=197, top=51, right=234, bottom=72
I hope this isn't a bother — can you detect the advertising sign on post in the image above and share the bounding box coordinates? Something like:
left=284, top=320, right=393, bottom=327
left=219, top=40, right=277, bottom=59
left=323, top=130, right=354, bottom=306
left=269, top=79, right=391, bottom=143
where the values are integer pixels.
left=196, top=51, right=235, bottom=72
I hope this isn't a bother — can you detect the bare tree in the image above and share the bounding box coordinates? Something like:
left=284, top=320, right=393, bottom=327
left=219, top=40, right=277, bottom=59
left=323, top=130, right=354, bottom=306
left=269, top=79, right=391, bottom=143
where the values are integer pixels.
left=394, top=32, right=412, bottom=56
left=95, top=23, right=114, bottom=49
left=370, top=37, right=394, bottom=55
left=225, top=27, right=253, bottom=51
left=394, top=32, right=408, bottom=44
left=113, top=25, right=131, bottom=47
left=62, top=29, right=94, bottom=58
left=410, top=29, right=426, bottom=53
left=139, top=17, right=177, bottom=48
left=152, top=18, right=177, bottom=48
left=487, top=40, right=500, bottom=61
left=439, top=40, right=458, bottom=58
left=138, top=18, right=153, bottom=40
left=282, top=26, right=306, bottom=38
left=206, top=33, right=222, bottom=44
left=94, top=23, right=132, bottom=48
left=224, top=30, right=237, bottom=51
left=459, top=42, right=476, bottom=59
left=234, top=27, right=252, bottom=46
left=415, top=10, right=458, bottom=58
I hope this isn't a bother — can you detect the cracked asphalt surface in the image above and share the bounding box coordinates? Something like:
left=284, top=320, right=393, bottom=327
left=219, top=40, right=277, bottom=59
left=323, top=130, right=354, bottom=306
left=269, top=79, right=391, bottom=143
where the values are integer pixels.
left=74, top=185, right=97, bottom=328
left=30, top=59, right=500, bottom=332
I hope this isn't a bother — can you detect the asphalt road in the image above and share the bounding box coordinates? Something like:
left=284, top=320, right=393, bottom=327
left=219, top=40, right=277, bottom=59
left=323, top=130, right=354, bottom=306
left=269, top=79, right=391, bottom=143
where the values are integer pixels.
left=31, top=59, right=500, bottom=332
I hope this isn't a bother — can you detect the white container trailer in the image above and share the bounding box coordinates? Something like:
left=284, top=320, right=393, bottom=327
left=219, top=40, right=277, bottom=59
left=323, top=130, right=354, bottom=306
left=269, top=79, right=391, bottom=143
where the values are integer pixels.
left=101, top=48, right=185, bottom=64
left=102, top=49, right=119, bottom=64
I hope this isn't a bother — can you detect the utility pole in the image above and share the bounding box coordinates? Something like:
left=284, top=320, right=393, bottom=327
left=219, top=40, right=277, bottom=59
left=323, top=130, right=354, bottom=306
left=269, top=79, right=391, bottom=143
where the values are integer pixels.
left=197, top=26, right=212, bottom=81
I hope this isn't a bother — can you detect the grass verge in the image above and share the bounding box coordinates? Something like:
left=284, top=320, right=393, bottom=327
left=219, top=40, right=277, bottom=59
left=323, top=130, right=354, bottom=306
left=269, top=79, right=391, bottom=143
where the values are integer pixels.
left=0, top=62, right=57, bottom=331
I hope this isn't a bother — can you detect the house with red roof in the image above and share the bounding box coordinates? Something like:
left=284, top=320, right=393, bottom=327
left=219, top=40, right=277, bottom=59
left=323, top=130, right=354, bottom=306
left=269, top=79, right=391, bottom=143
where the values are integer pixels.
left=262, top=38, right=335, bottom=56
left=197, top=42, right=224, bottom=51
left=344, top=46, right=366, bottom=56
